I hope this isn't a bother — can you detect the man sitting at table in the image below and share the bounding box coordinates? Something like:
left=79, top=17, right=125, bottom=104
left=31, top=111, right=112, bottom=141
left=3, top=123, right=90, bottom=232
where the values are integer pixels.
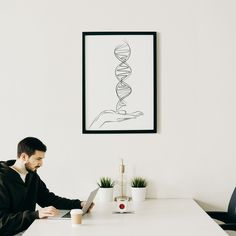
left=0, top=137, right=93, bottom=236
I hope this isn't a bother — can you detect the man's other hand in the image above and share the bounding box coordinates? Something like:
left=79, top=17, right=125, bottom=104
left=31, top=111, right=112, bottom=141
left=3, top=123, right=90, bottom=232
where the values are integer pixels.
left=81, top=201, right=95, bottom=213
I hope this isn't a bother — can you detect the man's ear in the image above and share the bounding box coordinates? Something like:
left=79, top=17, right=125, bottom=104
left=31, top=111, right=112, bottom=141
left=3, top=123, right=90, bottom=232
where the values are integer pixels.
left=19, top=153, right=29, bottom=162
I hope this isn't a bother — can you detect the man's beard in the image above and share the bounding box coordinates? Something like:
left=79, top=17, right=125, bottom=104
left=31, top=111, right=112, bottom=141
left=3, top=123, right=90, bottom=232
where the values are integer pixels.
left=25, top=163, right=39, bottom=172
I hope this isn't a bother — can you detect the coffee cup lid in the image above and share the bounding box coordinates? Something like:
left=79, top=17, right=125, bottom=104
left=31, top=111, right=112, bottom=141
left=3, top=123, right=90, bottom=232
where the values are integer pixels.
left=70, top=209, right=83, bottom=214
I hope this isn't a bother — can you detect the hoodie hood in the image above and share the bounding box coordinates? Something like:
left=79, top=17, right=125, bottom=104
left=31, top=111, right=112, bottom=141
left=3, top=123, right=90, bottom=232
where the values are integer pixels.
left=0, top=159, right=16, bottom=167
left=0, top=159, right=16, bottom=171
left=0, top=159, right=20, bottom=181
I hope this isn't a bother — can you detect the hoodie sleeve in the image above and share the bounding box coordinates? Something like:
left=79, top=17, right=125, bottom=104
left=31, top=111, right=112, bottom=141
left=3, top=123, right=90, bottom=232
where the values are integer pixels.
left=36, top=176, right=82, bottom=210
left=0, top=181, right=39, bottom=236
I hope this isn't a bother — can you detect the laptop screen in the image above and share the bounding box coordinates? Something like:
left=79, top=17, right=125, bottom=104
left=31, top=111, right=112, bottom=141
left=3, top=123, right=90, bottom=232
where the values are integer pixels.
left=81, top=187, right=99, bottom=214
left=48, top=188, right=99, bottom=219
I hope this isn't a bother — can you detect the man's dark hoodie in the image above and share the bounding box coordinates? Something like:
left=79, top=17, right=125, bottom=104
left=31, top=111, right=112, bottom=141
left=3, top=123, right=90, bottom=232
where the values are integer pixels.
left=0, top=160, right=82, bottom=236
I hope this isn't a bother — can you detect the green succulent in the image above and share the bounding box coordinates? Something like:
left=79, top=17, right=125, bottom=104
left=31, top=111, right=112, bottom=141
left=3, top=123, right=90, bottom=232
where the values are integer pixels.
left=131, top=177, right=147, bottom=188
left=97, top=177, right=114, bottom=188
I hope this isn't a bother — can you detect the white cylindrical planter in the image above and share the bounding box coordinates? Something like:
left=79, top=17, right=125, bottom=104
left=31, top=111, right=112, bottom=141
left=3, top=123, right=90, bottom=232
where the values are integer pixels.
left=131, top=187, right=146, bottom=202
left=98, top=187, right=114, bottom=202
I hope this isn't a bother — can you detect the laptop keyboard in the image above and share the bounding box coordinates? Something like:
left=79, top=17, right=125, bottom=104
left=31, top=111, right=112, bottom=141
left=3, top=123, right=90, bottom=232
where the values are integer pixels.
left=62, top=212, right=71, bottom=218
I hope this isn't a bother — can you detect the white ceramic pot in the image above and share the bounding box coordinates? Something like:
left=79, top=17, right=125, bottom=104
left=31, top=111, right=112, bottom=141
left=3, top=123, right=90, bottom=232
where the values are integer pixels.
left=98, top=187, right=114, bottom=202
left=131, top=187, right=146, bottom=202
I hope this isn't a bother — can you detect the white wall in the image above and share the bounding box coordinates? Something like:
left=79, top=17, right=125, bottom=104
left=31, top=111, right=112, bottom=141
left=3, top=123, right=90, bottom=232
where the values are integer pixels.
left=1, top=0, right=236, bottom=210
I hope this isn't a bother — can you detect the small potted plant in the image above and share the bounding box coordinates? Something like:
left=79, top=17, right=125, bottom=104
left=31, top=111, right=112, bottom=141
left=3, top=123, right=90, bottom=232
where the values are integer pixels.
left=131, top=177, right=148, bottom=202
left=97, top=177, right=115, bottom=202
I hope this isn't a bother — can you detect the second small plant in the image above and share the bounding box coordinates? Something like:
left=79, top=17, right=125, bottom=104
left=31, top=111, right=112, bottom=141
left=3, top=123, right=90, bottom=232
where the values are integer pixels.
left=131, top=177, right=148, bottom=188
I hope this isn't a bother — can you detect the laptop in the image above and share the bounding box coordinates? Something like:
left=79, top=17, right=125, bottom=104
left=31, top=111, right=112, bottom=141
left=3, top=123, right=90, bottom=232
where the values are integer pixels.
left=48, top=188, right=99, bottom=219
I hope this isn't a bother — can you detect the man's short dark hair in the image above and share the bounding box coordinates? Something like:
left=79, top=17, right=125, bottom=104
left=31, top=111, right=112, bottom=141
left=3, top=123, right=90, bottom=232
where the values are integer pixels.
left=17, top=137, right=47, bottom=158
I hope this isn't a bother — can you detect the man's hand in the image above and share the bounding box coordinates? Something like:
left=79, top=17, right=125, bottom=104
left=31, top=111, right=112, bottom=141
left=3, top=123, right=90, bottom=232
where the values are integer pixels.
left=81, top=201, right=95, bottom=213
left=38, top=206, right=59, bottom=219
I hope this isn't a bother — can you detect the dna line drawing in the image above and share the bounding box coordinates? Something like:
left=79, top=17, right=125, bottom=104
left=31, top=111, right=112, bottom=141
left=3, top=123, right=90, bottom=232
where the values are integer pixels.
left=114, top=42, right=132, bottom=112
left=89, top=42, right=143, bottom=129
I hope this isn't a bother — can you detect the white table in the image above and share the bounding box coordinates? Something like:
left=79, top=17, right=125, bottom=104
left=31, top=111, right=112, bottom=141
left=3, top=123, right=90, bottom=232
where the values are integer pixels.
left=23, top=199, right=227, bottom=236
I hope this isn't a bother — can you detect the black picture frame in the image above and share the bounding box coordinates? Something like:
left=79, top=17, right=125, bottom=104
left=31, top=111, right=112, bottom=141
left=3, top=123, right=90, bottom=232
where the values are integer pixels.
left=82, top=31, right=157, bottom=134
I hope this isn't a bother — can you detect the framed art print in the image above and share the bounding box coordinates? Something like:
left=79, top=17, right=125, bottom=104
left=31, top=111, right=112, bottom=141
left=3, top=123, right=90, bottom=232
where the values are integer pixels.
left=82, top=31, right=157, bottom=134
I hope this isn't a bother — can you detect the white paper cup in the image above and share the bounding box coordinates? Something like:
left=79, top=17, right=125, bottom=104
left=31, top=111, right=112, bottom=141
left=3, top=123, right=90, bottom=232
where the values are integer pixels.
left=70, top=209, right=83, bottom=226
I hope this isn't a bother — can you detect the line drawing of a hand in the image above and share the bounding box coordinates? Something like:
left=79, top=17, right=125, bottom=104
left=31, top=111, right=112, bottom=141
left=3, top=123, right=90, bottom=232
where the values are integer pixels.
left=89, top=110, right=144, bottom=129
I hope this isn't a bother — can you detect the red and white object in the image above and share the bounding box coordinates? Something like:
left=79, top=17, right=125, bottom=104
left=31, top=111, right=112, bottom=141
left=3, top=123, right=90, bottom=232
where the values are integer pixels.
left=115, top=198, right=130, bottom=213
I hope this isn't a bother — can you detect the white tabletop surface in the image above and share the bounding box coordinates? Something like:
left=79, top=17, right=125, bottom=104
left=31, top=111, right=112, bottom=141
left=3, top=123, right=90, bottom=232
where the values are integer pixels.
left=23, top=199, right=227, bottom=236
